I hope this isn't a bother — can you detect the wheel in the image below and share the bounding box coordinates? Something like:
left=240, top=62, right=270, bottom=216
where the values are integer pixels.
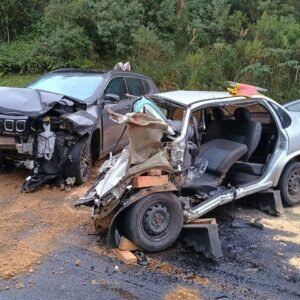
left=279, top=161, right=300, bottom=206
left=64, top=137, right=92, bottom=185
left=124, top=192, right=183, bottom=252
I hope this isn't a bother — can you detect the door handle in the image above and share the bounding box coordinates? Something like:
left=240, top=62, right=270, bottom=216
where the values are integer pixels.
left=125, top=105, right=131, bottom=109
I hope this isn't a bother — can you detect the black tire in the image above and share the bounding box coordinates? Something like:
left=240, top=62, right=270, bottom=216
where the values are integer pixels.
left=124, top=192, right=183, bottom=252
left=279, top=161, right=300, bottom=206
left=64, top=137, right=92, bottom=185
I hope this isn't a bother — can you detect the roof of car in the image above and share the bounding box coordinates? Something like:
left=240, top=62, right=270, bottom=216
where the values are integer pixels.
left=51, top=68, right=152, bottom=79
left=153, top=90, right=236, bottom=106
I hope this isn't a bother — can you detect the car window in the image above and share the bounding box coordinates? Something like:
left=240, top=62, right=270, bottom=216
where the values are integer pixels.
left=143, top=80, right=151, bottom=94
left=287, top=102, right=300, bottom=112
left=126, top=78, right=146, bottom=96
left=27, top=72, right=105, bottom=101
left=270, top=102, right=292, bottom=128
left=104, top=77, right=127, bottom=99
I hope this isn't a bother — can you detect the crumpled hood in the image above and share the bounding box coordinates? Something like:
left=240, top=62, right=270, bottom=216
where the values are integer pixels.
left=0, top=87, right=75, bottom=117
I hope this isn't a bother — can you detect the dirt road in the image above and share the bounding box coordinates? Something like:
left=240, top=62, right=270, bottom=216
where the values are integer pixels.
left=0, top=168, right=299, bottom=299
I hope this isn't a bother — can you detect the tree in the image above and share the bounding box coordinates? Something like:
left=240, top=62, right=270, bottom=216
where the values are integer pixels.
left=0, top=0, right=46, bottom=42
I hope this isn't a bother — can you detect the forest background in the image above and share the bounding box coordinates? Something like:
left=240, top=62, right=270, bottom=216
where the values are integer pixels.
left=0, top=0, right=299, bottom=102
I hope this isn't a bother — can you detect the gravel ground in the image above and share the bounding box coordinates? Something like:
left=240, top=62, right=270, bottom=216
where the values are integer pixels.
left=0, top=168, right=299, bottom=300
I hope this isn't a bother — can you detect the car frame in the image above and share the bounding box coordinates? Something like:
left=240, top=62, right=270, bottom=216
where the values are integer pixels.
left=78, top=89, right=300, bottom=252
left=0, top=68, right=158, bottom=191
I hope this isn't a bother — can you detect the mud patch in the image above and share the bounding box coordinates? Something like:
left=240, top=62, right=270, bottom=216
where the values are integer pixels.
left=164, top=286, right=204, bottom=300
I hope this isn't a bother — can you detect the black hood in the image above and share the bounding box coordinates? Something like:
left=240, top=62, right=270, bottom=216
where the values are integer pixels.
left=0, top=87, right=79, bottom=117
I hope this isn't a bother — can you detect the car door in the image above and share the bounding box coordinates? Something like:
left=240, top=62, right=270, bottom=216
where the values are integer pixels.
left=126, top=77, right=146, bottom=98
left=115, top=77, right=148, bottom=145
left=102, top=77, right=132, bottom=153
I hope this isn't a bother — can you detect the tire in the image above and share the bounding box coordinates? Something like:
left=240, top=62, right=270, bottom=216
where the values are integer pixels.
left=279, top=161, right=300, bottom=206
left=124, top=192, right=183, bottom=252
left=64, top=137, right=92, bottom=185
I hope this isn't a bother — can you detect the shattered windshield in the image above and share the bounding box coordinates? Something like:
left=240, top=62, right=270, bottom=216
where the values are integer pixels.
left=27, top=72, right=105, bottom=101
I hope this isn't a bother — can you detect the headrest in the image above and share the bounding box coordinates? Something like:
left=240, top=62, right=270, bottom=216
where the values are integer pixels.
left=234, top=107, right=250, bottom=122
left=212, top=107, right=225, bottom=121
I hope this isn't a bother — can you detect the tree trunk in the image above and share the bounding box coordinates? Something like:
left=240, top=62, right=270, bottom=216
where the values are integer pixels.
left=176, top=0, right=186, bottom=17
left=5, top=20, right=10, bottom=43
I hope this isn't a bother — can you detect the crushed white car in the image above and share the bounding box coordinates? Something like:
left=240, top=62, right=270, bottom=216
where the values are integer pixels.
left=77, top=85, right=300, bottom=252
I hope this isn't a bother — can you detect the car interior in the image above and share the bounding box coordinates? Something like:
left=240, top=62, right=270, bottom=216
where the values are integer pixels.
left=147, top=96, right=279, bottom=198
left=180, top=102, right=278, bottom=198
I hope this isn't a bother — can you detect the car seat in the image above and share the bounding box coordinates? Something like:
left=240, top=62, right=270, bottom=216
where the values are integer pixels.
left=205, top=107, right=262, bottom=161
left=182, top=139, right=248, bottom=196
left=216, top=107, right=264, bottom=185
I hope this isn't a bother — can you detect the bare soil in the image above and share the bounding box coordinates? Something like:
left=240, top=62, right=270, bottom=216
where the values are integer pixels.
left=0, top=168, right=95, bottom=278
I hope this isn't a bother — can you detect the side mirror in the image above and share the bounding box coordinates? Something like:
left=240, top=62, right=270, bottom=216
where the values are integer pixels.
left=103, top=93, right=120, bottom=104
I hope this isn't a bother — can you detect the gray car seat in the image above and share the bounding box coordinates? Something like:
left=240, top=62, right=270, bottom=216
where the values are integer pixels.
left=182, top=139, right=247, bottom=196
left=187, top=107, right=263, bottom=191
left=204, top=107, right=225, bottom=142
left=205, top=107, right=262, bottom=161
left=221, top=108, right=264, bottom=185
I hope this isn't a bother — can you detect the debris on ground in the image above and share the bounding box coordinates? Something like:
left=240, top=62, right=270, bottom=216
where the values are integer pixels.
left=232, top=218, right=264, bottom=230
left=134, top=251, right=148, bottom=267
left=111, top=235, right=147, bottom=265
left=111, top=249, right=137, bottom=265
left=113, top=265, right=120, bottom=272
left=90, top=279, right=98, bottom=286
left=118, top=236, right=140, bottom=251
left=15, top=282, right=24, bottom=289
left=74, top=260, right=81, bottom=267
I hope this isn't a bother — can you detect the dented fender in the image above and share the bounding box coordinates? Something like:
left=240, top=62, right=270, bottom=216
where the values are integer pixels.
left=63, top=110, right=97, bottom=135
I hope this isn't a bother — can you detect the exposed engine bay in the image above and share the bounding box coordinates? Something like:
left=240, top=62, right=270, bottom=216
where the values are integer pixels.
left=0, top=87, right=96, bottom=191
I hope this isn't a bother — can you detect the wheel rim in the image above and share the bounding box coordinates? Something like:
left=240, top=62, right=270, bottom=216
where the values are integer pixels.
left=142, top=203, right=171, bottom=241
left=80, top=142, right=91, bottom=182
left=287, top=168, right=300, bottom=200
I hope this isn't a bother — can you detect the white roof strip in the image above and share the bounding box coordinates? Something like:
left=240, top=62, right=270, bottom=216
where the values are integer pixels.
left=154, top=90, right=233, bottom=106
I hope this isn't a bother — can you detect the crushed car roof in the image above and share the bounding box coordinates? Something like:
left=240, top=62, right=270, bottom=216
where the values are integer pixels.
left=153, top=90, right=242, bottom=106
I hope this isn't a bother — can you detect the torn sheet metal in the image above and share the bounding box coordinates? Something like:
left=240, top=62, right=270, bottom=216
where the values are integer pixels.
left=94, top=148, right=129, bottom=198
left=109, top=110, right=168, bottom=165
left=128, top=150, right=172, bottom=177
left=78, top=111, right=172, bottom=212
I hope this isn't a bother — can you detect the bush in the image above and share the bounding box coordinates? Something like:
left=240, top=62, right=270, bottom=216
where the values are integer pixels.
left=40, top=25, right=92, bottom=69
left=0, top=40, right=42, bottom=73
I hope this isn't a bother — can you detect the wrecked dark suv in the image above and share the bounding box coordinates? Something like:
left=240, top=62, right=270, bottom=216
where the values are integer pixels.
left=0, top=68, right=158, bottom=191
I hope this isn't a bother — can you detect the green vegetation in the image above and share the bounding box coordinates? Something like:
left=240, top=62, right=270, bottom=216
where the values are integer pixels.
left=0, top=0, right=299, bottom=102
left=0, top=74, right=38, bottom=87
